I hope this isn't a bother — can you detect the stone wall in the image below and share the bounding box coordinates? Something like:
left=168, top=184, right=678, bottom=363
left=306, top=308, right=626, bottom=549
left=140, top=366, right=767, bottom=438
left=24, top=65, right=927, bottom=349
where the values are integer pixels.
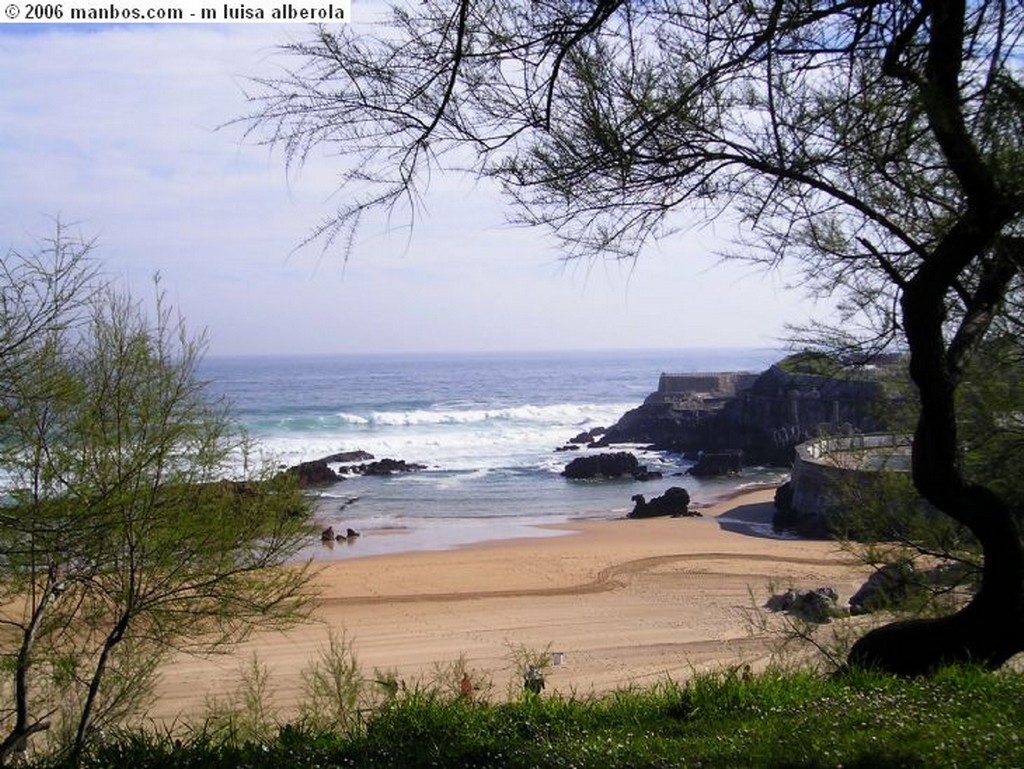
left=789, top=433, right=912, bottom=525
left=655, top=372, right=760, bottom=399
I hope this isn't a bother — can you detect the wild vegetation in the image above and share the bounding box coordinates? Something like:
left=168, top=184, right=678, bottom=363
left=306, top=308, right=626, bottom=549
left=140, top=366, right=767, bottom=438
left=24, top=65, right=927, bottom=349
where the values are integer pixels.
left=23, top=663, right=1024, bottom=769
left=6, top=0, right=1024, bottom=760
left=2, top=229, right=1019, bottom=766
left=0, top=225, right=316, bottom=765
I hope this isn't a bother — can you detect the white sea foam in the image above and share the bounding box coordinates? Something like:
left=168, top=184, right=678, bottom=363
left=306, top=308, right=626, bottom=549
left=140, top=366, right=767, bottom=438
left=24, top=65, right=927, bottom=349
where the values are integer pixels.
left=247, top=400, right=637, bottom=471
left=330, top=402, right=632, bottom=429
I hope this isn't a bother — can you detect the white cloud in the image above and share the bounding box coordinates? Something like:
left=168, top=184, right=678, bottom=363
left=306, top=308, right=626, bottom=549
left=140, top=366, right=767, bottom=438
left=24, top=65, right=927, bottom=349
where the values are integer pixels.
left=0, top=22, right=817, bottom=356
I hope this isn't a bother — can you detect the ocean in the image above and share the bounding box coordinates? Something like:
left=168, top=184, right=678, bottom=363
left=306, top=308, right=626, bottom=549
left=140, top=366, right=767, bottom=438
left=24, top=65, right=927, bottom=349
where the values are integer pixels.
left=199, top=348, right=787, bottom=559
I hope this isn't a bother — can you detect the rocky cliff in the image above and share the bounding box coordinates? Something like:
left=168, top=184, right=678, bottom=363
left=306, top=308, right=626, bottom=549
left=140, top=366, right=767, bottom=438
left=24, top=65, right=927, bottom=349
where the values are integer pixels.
left=598, top=357, right=902, bottom=466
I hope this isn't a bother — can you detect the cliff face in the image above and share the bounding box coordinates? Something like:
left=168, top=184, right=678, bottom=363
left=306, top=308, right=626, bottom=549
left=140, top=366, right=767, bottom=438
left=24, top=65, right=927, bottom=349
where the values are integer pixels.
left=599, top=362, right=897, bottom=466
left=713, top=365, right=892, bottom=464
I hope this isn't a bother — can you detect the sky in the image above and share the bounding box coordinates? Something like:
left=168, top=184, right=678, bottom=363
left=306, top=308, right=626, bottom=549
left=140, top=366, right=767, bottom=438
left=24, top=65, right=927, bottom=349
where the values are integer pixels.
left=0, top=19, right=825, bottom=357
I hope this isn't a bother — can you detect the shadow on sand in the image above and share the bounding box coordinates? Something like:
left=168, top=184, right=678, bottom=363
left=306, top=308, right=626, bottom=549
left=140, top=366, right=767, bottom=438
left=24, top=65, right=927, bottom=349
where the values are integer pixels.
left=716, top=501, right=797, bottom=540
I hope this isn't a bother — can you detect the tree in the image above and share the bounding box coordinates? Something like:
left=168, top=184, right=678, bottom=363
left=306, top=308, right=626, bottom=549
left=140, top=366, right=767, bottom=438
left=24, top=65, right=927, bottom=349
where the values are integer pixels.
left=0, top=220, right=98, bottom=393
left=242, top=0, right=1023, bottom=673
left=0, top=229, right=315, bottom=764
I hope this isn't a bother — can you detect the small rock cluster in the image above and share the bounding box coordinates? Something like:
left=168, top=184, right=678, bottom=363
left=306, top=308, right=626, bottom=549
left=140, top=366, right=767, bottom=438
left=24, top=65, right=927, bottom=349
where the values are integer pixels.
left=764, top=587, right=843, bottom=624
left=764, top=559, right=972, bottom=624
left=285, top=452, right=426, bottom=488
left=554, top=426, right=607, bottom=452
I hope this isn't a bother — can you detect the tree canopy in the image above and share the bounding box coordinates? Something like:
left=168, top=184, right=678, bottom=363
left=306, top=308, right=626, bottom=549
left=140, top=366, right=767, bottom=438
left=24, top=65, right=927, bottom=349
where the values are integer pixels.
left=246, top=0, right=1022, bottom=320
left=0, top=226, right=315, bottom=764
left=244, top=0, right=1024, bottom=674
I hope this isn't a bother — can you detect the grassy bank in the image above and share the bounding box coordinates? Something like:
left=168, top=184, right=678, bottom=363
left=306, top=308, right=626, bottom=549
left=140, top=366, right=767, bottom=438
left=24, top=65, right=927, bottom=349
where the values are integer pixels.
left=41, top=666, right=1024, bottom=769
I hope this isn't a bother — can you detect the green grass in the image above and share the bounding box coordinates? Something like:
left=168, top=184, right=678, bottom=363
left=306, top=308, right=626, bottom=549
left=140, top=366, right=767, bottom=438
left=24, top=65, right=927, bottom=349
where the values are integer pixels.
left=44, top=666, right=1024, bottom=769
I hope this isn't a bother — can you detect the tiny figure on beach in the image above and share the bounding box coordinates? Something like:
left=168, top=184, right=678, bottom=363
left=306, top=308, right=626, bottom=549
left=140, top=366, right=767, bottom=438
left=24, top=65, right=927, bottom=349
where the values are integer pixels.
left=523, top=665, right=545, bottom=695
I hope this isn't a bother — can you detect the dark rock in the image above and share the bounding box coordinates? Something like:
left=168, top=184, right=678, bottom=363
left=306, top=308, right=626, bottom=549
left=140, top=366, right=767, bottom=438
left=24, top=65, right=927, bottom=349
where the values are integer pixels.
left=346, top=527, right=361, bottom=538
left=771, top=482, right=832, bottom=538
left=569, top=426, right=608, bottom=445
left=632, top=468, right=663, bottom=481
left=628, top=487, right=694, bottom=518
left=765, top=586, right=843, bottom=623
left=687, top=450, right=743, bottom=477
left=321, top=526, right=335, bottom=542
left=355, top=458, right=427, bottom=476
left=774, top=481, right=794, bottom=513
left=554, top=444, right=581, bottom=452
left=764, top=589, right=797, bottom=612
left=595, top=400, right=700, bottom=450
left=846, top=561, right=976, bottom=616
left=289, top=460, right=341, bottom=487
left=323, top=450, right=375, bottom=463
left=562, top=452, right=642, bottom=480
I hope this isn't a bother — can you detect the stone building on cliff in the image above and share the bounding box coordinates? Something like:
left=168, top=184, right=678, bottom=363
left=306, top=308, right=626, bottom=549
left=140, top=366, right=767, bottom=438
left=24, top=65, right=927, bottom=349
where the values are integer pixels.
left=651, top=372, right=762, bottom=409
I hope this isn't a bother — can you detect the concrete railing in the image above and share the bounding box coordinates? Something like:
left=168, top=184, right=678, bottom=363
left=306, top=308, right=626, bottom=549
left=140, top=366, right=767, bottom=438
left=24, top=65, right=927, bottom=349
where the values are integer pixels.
left=790, top=433, right=912, bottom=522
left=797, top=432, right=912, bottom=462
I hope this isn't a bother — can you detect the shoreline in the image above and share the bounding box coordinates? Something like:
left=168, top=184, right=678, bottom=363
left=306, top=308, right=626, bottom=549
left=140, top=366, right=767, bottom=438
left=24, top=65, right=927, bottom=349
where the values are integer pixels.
left=303, top=478, right=790, bottom=563
left=152, top=488, right=869, bottom=723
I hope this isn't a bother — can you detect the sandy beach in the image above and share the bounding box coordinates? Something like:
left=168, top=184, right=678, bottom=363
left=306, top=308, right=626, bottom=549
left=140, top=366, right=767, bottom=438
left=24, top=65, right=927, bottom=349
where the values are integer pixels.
left=154, top=489, right=870, bottom=721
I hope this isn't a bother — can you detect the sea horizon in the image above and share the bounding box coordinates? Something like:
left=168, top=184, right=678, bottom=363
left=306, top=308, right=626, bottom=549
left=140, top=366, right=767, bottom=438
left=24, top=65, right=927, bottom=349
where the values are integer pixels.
left=201, top=344, right=785, bottom=363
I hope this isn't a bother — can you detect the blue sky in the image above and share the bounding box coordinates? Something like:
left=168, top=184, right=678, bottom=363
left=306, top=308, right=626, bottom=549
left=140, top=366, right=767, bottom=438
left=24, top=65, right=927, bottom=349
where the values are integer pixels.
left=0, top=21, right=821, bottom=356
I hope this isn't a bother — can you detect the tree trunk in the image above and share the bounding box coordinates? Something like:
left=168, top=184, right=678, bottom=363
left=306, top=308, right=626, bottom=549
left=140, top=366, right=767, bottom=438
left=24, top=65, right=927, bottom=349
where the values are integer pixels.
left=848, top=503, right=1024, bottom=674
left=848, top=232, right=1024, bottom=674
left=69, top=614, right=128, bottom=766
left=0, top=567, right=58, bottom=767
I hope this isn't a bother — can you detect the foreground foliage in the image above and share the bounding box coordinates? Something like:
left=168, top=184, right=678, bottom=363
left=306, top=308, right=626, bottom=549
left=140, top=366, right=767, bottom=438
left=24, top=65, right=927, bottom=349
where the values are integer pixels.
left=43, top=667, right=1024, bottom=769
left=0, top=227, right=315, bottom=764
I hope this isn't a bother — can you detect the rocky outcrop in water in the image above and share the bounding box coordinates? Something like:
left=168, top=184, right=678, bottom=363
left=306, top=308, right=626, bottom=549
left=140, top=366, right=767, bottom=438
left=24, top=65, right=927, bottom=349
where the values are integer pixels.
left=323, top=450, right=375, bottom=463
left=562, top=451, right=648, bottom=480
left=288, top=459, right=340, bottom=487
left=287, top=452, right=426, bottom=485
left=597, top=356, right=901, bottom=466
left=687, top=450, right=743, bottom=477
left=570, top=427, right=606, bottom=445
left=352, top=458, right=427, bottom=476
